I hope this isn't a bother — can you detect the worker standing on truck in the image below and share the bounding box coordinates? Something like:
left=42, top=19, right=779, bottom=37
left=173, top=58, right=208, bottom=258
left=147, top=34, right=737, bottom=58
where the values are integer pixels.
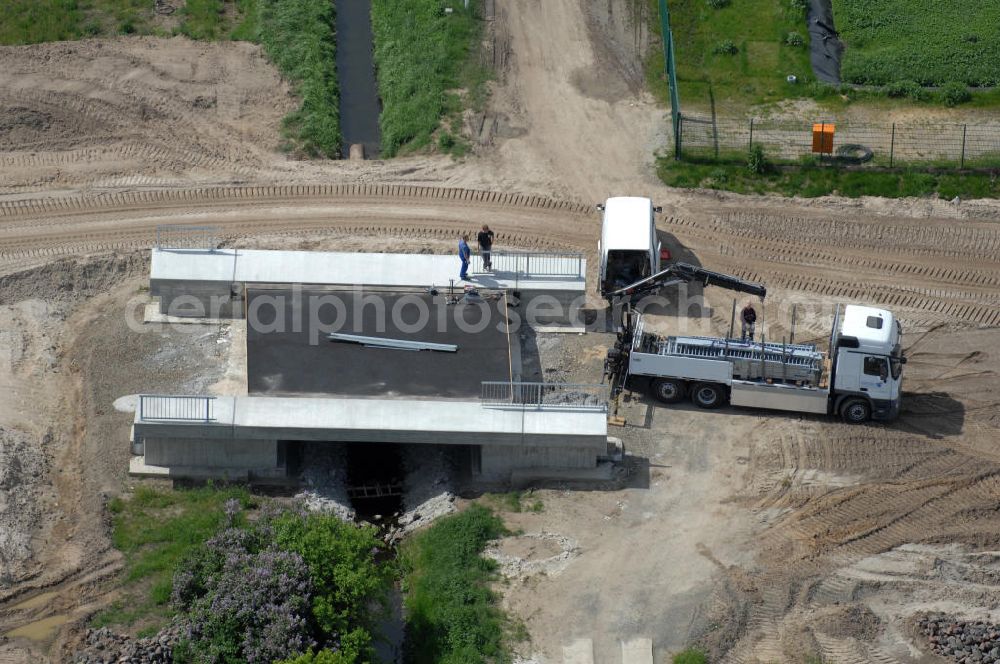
left=477, top=224, right=495, bottom=271
left=741, top=302, right=757, bottom=342
left=458, top=235, right=471, bottom=280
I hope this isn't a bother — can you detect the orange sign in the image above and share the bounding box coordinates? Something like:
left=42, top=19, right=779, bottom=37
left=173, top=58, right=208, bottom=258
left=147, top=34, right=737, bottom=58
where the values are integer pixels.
left=812, top=123, right=835, bottom=154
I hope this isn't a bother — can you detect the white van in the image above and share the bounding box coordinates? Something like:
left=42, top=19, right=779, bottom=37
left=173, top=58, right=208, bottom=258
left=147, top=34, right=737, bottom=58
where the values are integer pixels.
left=597, top=196, right=667, bottom=297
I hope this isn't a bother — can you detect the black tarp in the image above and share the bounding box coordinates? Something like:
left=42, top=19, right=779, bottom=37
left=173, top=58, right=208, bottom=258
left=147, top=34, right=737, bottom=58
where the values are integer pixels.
left=808, top=0, right=844, bottom=85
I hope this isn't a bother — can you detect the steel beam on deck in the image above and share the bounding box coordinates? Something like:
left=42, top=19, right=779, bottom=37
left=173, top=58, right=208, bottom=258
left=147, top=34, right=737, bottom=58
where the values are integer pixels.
left=327, top=333, right=458, bottom=352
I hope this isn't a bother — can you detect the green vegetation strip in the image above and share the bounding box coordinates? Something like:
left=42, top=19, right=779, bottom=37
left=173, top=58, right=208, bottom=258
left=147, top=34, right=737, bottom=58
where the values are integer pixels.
left=658, top=156, right=1000, bottom=199
left=243, top=0, right=341, bottom=157
left=371, top=0, right=486, bottom=156
left=834, top=0, right=1000, bottom=86
left=401, top=504, right=512, bottom=664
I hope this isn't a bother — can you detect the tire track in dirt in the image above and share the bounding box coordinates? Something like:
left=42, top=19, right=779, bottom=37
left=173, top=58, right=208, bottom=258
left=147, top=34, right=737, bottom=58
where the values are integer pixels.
left=0, top=185, right=597, bottom=278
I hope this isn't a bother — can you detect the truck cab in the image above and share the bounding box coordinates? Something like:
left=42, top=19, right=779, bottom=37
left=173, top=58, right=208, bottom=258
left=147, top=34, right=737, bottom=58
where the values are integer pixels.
left=598, top=197, right=664, bottom=297
left=830, top=305, right=904, bottom=422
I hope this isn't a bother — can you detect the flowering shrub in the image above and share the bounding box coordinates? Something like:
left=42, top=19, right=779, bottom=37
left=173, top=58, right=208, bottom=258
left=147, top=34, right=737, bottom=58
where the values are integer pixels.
left=172, top=504, right=389, bottom=664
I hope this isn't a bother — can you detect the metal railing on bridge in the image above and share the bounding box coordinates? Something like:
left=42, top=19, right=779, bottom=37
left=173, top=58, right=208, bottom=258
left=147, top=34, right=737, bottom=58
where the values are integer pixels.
left=138, top=395, right=217, bottom=422
left=480, top=381, right=608, bottom=411
left=155, top=225, right=220, bottom=251
left=471, top=250, right=584, bottom=278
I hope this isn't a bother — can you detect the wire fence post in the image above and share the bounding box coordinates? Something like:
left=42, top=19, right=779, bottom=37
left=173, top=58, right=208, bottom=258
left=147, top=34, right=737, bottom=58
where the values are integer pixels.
left=889, top=123, right=895, bottom=168
left=676, top=112, right=683, bottom=160
left=748, top=118, right=754, bottom=151
left=960, top=124, right=967, bottom=168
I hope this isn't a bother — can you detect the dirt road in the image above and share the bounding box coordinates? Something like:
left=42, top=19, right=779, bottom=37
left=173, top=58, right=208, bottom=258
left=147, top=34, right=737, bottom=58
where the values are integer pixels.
left=1, top=0, right=1000, bottom=662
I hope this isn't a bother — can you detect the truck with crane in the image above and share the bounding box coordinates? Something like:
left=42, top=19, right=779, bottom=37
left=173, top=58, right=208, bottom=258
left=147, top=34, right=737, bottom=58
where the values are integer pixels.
left=596, top=196, right=905, bottom=423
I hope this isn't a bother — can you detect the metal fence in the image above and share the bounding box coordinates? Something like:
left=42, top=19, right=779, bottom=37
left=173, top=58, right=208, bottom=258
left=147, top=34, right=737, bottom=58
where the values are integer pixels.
left=677, top=113, right=1000, bottom=168
left=481, top=381, right=608, bottom=411
left=155, top=225, right=220, bottom=251
left=138, top=395, right=217, bottom=422
left=470, top=250, right=585, bottom=277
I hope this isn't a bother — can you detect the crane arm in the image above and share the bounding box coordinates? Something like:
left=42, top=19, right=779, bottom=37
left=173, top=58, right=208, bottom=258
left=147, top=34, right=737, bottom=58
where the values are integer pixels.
left=607, top=262, right=767, bottom=303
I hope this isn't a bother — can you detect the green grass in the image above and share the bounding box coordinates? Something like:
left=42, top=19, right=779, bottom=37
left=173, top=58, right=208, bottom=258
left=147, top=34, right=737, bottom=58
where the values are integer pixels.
left=657, top=155, right=1000, bottom=199
left=651, top=0, right=813, bottom=110
left=834, top=0, right=1000, bottom=86
left=0, top=0, right=252, bottom=44
left=371, top=0, right=488, bottom=156
left=92, top=485, right=255, bottom=631
left=178, top=0, right=226, bottom=40
left=673, top=648, right=709, bottom=664
left=483, top=491, right=544, bottom=513
left=400, top=504, right=513, bottom=664
left=0, top=0, right=157, bottom=43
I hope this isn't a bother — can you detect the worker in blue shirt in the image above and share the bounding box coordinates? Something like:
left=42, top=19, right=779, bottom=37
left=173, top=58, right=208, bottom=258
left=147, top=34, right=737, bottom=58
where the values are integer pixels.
left=458, top=234, right=471, bottom=280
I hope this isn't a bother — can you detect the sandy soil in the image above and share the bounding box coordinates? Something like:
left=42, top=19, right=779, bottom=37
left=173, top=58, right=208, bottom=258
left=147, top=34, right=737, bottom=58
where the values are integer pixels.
left=0, top=0, right=999, bottom=662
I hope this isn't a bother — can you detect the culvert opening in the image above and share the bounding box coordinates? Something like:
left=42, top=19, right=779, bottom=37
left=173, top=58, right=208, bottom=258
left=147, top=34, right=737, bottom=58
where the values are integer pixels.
left=345, top=442, right=404, bottom=520
left=292, top=442, right=475, bottom=527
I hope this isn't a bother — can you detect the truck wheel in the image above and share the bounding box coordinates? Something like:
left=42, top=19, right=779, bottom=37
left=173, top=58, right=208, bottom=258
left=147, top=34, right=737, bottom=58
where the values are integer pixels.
left=651, top=378, right=686, bottom=404
left=840, top=398, right=871, bottom=424
left=691, top=383, right=725, bottom=409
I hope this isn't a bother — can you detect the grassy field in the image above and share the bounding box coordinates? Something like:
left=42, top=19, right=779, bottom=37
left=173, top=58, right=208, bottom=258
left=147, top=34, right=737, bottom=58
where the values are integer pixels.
left=658, top=156, right=1000, bottom=199
left=371, top=0, right=489, bottom=156
left=834, top=0, right=1000, bottom=87
left=651, top=0, right=813, bottom=110
left=92, top=485, right=256, bottom=634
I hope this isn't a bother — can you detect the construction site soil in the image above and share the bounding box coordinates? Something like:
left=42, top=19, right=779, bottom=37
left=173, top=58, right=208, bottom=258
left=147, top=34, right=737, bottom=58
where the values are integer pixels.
left=1, top=0, right=1000, bottom=662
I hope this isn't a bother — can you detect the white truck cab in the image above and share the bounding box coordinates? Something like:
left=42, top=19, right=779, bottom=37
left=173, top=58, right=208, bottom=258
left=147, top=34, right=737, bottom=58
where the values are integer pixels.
left=597, top=197, right=666, bottom=296
left=829, top=305, right=904, bottom=421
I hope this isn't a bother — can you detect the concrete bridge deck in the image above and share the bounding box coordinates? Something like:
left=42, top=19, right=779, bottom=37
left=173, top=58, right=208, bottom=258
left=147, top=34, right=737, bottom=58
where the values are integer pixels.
left=133, top=394, right=607, bottom=447
left=131, top=394, right=610, bottom=482
left=150, top=248, right=587, bottom=322
left=150, top=248, right=586, bottom=292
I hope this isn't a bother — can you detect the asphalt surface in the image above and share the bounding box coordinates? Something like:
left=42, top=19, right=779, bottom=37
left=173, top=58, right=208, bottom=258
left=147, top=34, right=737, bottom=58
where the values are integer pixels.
left=246, top=288, right=513, bottom=398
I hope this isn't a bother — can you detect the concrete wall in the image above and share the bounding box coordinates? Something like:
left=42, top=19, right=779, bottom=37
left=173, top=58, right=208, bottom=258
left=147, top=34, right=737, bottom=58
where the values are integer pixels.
left=155, top=281, right=242, bottom=318
left=479, top=442, right=604, bottom=481
left=144, top=437, right=280, bottom=476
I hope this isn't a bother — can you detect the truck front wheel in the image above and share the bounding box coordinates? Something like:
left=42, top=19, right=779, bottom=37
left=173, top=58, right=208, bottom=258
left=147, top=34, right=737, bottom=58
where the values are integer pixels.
left=651, top=378, right=686, bottom=404
left=840, top=398, right=871, bottom=424
left=691, top=383, right=725, bottom=409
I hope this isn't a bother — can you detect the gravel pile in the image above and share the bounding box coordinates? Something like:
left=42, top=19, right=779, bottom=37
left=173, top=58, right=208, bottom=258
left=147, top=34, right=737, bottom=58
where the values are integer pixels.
left=294, top=443, right=355, bottom=521
left=920, top=614, right=1000, bottom=663
left=397, top=446, right=455, bottom=534
left=74, top=624, right=188, bottom=664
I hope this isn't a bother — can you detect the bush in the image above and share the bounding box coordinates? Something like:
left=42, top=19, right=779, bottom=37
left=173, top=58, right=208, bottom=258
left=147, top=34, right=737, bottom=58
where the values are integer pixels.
left=747, top=144, right=767, bottom=175
left=784, top=31, right=804, bottom=47
left=172, top=505, right=390, bottom=664
left=941, top=81, right=972, bottom=107
left=673, top=648, right=709, bottom=664
left=707, top=0, right=730, bottom=9
left=713, top=40, right=738, bottom=55
left=885, top=80, right=928, bottom=101
left=438, top=132, right=456, bottom=151
left=789, top=0, right=809, bottom=14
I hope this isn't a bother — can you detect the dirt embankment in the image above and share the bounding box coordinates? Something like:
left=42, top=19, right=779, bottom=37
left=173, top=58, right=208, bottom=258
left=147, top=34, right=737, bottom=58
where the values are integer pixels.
left=1, top=0, right=1000, bottom=662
